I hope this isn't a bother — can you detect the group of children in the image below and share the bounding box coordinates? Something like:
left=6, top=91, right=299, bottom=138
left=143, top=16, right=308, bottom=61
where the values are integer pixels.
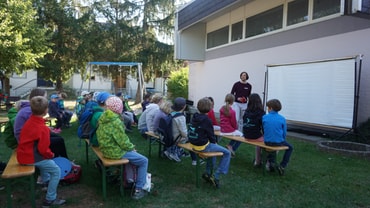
left=4, top=85, right=294, bottom=205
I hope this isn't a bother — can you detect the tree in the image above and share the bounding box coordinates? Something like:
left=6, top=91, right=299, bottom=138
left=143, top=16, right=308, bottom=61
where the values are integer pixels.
left=0, top=0, right=50, bottom=94
left=34, top=0, right=98, bottom=91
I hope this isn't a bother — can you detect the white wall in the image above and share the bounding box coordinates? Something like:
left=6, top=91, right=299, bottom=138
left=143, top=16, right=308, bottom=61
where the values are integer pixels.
left=189, top=28, right=370, bottom=125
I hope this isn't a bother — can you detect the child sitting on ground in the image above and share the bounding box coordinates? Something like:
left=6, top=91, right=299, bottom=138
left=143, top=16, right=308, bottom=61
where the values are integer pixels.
left=17, top=96, right=65, bottom=207
left=188, top=97, right=231, bottom=188
left=262, top=99, right=293, bottom=175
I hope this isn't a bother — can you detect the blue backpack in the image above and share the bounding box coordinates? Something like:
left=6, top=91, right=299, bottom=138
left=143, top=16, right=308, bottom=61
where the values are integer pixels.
left=157, top=112, right=184, bottom=147
left=77, top=107, right=103, bottom=142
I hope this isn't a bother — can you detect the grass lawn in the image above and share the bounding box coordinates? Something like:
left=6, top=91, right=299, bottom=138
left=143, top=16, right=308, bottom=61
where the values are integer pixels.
left=1, top=112, right=370, bottom=208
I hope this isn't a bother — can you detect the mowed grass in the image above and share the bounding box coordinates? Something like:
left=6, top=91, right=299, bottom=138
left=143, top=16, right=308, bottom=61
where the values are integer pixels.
left=1, top=113, right=370, bottom=208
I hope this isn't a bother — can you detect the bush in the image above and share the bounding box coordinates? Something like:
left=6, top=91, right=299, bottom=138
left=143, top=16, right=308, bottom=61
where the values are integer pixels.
left=166, top=67, right=188, bottom=100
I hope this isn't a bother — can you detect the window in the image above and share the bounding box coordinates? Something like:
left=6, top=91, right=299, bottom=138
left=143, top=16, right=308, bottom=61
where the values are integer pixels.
left=207, top=26, right=229, bottom=49
left=287, top=0, right=309, bottom=26
left=313, top=0, right=341, bottom=19
left=245, top=5, right=283, bottom=38
left=231, top=21, right=243, bottom=42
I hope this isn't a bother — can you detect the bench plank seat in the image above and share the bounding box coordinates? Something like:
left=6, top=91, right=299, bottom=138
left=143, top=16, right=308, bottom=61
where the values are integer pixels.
left=1, top=150, right=36, bottom=208
left=214, top=130, right=288, bottom=174
left=214, top=131, right=288, bottom=151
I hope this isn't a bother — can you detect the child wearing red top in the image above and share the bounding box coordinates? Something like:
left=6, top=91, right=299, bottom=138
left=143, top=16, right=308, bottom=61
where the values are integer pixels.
left=17, top=96, right=65, bottom=207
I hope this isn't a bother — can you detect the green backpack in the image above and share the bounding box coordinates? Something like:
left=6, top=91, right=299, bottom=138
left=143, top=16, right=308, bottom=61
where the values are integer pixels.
left=3, top=121, right=17, bottom=149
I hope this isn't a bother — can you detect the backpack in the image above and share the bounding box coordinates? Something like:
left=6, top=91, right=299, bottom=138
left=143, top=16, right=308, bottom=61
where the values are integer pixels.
left=157, top=113, right=184, bottom=147
left=62, top=163, right=82, bottom=184
left=53, top=157, right=82, bottom=185
left=3, top=121, right=17, bottom=149
left=77, top=107, right=103, bottom=143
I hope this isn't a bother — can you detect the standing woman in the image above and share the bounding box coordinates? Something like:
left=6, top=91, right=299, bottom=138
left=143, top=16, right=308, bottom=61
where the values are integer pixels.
left=230, top=71, right=252, bottom=130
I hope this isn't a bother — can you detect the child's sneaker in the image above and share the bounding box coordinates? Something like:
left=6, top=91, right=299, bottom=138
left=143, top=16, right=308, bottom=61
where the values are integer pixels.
left=132, top=189, right=147, bottom=200
left=51, top=128, right=61, bottom=134
left=208, top=175, right=220, bottom=188
left=0, top=185, right=5, bottom=191
left=277, top=165, right=285, bottom=176
left=192, top=160, right=197, bottom=166
left=201, top=173, right=211, bottom=183
left=226, top=145, right=235, bottom=157
left=42, top=198, right=66, bottom=208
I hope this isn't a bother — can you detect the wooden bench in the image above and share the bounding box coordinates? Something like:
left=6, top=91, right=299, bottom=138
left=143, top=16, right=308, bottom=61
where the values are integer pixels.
left=1, top=150, right=36, bottom=208
left=85, top=139, right=129, bottom=200
left=177, top=143, right=223, bottom=188
left=145, top=131, right=163, bottom=157
left=214, top=130, right=288, bottom=174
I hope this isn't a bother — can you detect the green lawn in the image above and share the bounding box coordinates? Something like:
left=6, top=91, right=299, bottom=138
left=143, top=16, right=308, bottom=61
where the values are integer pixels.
left=1, top=115, right=370, bottom=208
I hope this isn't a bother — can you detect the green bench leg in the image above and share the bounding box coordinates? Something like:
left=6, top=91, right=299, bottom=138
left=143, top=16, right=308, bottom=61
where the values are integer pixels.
left=30, top=174, right=36, bottom=208
left=102, top=166, right=107, bottom=200
left=85, top=141, right=89, bottom=164
left=5, top=175, right=35, bottom=208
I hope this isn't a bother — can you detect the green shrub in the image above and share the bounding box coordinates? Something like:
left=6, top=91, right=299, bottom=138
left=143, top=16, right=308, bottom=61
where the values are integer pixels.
left=166, top=67, right=188, bottom=100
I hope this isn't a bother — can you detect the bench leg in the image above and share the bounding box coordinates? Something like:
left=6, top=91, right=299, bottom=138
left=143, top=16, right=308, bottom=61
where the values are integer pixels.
left=5, top=179, right=12, bottom=208
left=4, top=176, right=35, bottom=208
left=148, top=137, right=152, bottom=157
left=85, top=141, right=89, bottom=164
left=101, top=166, right=107, bottom=200
left=195, top=157, right=200, bottom=188
left=30, top=175, right=36, bottom=208
left=119, top=165, right=124, bottom=197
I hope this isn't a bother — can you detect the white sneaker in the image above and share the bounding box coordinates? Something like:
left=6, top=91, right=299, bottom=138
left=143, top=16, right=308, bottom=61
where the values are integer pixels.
left=192, top=161, right=197, bottom=166
left=163, top=151, right=172, bottom=160
left=169, top=153, right=181, bottom=162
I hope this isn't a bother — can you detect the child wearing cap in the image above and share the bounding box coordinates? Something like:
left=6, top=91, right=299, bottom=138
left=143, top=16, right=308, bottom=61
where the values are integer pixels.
left=97, top=96, right=149, bottom=200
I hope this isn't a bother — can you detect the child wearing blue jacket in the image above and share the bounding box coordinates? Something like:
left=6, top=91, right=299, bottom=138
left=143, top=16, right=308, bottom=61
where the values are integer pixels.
left=262, top=99, right=293, bottom=175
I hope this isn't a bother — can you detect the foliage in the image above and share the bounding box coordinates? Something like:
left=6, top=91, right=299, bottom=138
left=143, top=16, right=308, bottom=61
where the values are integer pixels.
left=0, top=0, right=51, bottom=93
left=166, top=67, right=188, bottom=99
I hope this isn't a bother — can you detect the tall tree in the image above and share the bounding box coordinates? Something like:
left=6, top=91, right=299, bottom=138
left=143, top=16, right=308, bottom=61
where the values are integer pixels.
left=0, top=0, right=50, bottom=94
left=34, top=0, right=97, bottom=91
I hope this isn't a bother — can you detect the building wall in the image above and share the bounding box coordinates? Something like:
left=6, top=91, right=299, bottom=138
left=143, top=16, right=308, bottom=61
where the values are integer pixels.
left=188, top=27, right=370, bottom=125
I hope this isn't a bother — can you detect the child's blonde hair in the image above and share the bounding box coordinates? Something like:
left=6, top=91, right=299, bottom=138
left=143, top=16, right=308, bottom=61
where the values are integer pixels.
left=222, top=93, right=235, bottom=116
left=159, top=100, right=173, bottom=114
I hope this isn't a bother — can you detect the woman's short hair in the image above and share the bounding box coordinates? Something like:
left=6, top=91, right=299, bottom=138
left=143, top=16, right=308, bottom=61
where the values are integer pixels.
left=240, top=71, right=249, bottom=80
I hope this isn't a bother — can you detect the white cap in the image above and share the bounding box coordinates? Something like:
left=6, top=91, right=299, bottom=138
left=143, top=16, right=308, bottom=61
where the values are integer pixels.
left=81, top=91, right=89, bottom=96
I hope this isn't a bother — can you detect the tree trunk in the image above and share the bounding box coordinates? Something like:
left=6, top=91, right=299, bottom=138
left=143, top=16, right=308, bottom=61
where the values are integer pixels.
left=55, top=78, right=63, bottom=92
left=4, top=77, right=10, bottom=95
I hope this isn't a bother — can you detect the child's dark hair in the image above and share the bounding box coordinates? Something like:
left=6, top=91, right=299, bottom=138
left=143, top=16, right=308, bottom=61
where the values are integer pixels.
left=247, top=93, right=263, bottom=111
left=207, top=97, right=214, bottom=103
left=266, top=99, right=282, bottom=112
left=29, top=88, right=46, bottom=100
left=197, top=97, right=212, bottom=113
left=30, top=96, right=48, bottom=115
